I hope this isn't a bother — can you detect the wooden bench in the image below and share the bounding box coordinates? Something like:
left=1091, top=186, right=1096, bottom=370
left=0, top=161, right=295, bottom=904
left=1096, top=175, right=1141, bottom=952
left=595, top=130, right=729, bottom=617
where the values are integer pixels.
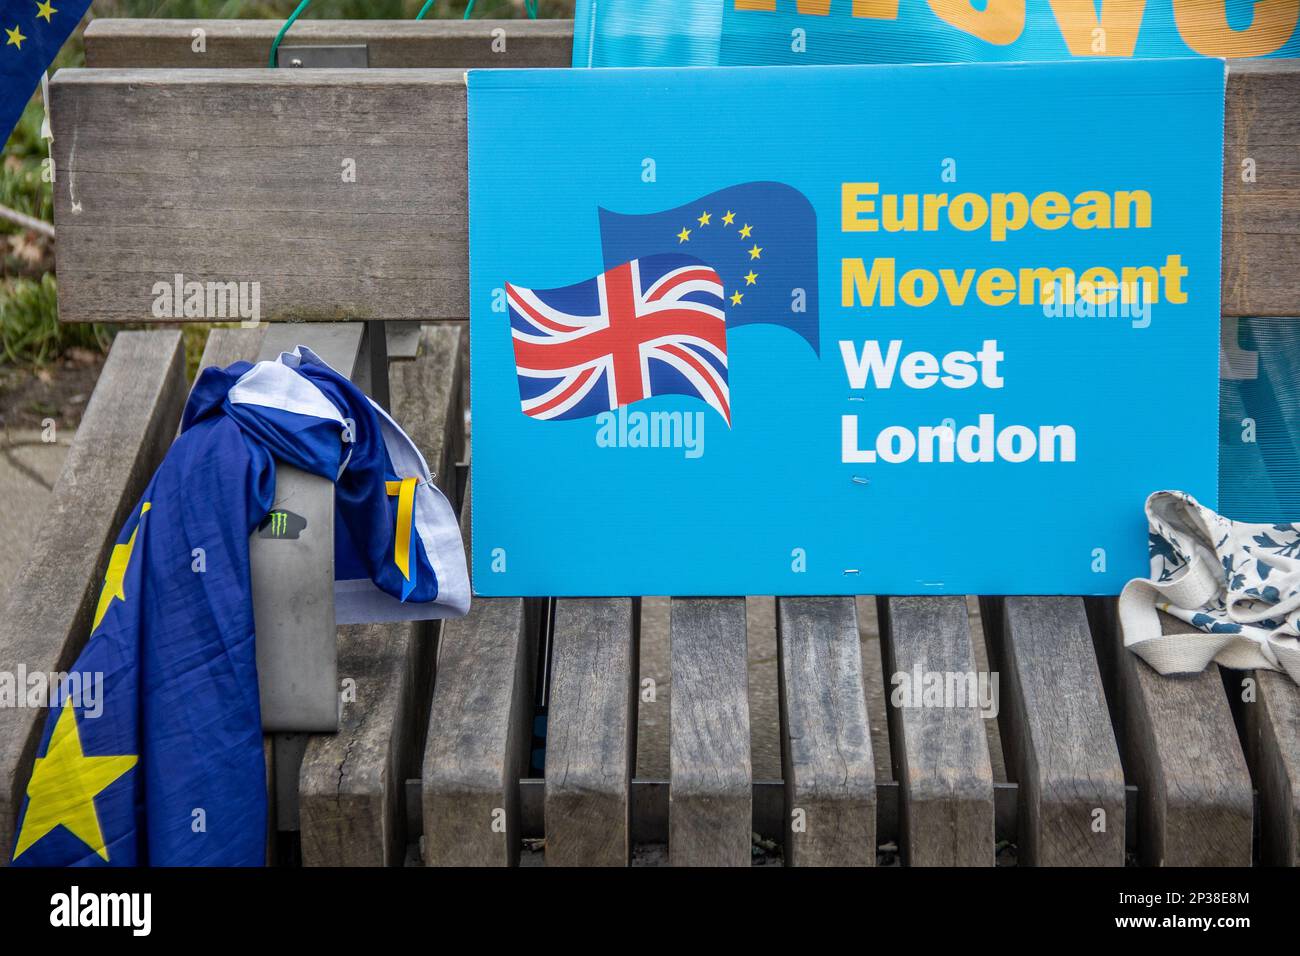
left=7, top=19, right=1296, bottom=866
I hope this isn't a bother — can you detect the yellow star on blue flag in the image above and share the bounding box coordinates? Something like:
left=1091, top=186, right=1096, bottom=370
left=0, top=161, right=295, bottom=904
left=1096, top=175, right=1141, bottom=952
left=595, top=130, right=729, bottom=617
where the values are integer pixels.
left=1, top=0, right=92, bottom=147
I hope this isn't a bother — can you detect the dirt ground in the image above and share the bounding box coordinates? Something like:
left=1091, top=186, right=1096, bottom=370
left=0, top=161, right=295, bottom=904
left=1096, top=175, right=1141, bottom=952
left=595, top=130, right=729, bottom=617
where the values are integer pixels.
left=0, top=348, right=103, bottom=431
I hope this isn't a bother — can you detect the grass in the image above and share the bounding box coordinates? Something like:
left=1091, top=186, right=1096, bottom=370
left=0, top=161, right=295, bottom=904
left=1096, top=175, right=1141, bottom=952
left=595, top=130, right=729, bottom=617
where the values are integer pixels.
left=1, top=0, right=573, bottom=373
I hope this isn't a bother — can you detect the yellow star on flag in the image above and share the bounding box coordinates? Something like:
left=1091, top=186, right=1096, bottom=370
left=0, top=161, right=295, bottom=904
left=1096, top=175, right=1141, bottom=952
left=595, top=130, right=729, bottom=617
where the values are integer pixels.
left=12, top=699, right=138, bottom=862
left=748, top=244, right=763, bottom=260
left=744, top=271, right=758, bottom=285
left=676, top=227, right=691, bottom=243
left=91, top=502, right=150, bottom=634
left=730, top=290, right=744, bottom=307
left=5, top=24, right=26, bottom=49
left=738, top=224, right=753, bottom=239
left=35, top=1, right=57, bottom=23
left=721, top=211, right=736, bottom=226
left=697, top=211, right=711, bottom=226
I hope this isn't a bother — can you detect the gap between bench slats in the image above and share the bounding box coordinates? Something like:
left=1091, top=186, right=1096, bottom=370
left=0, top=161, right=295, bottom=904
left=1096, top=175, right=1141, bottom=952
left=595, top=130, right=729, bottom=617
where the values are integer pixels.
left=0, top=330, right=188, bottom=863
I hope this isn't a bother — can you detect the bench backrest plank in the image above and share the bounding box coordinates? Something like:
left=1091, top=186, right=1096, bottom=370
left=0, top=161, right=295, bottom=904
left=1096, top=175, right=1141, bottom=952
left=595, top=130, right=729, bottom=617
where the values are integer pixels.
left=48, top=62, right=1299, bottom=325
left=83, top=18, right=573, bottom=69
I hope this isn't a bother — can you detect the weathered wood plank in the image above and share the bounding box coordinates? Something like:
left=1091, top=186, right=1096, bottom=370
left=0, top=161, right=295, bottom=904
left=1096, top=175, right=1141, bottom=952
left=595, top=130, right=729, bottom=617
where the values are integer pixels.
left=0, top=331, right=187, bottom=862
left=48, top=62, right=1300, bottom=327
left=1223, top=60, right=1300, bottom=318
left=879, top=596, right=995, bottom=866
left=543, top=598, right=639, bottom=867
left=1095, top=600, right=1254, bottom=866
left=669, top=598, right=752, bottom=867
left=195, top=324, right=267, bottom=375
left=299, top=325, right=463, bottom=866
left=776, top=596, right=875, bottom=867
left=50, top=69, right=470, bottom=326
left=84, top=18, right=573, bottom=69
left=1244, top=669, right=1300, bottom=866
left=422, top=480, right=536, bottom=866
left=981, top=596, right=1125, bottom=866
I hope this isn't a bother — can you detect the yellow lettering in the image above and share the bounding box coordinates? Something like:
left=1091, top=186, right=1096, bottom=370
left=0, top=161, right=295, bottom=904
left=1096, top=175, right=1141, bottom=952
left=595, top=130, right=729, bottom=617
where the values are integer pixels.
left=990, top=192, right=1029, bottom=241
left=1121, top=264, right=1159, bottom=302
left=1114, top=189, right=1151, bottom=228
left=1173, top=0, right=1299, bottom=56
left=939, top=268, right=975, bottom=305
left=1018, top=266, right=1075, bottom=305
left=1080, top=266, right=1119, bottom=303
left=900, top=268, right=939, bottom=306
left=843, top=257, right=895, bottom=307
left=927, top=0, right=1025, bottom=44
left=1161, top=253, right=1188, bottom=303
left=1048, top=0, right=1145, bottom=55
left=949, top=192, right=989, bottom=231
left=977, top=268, right=1017, bottom=305
left=922, top=193, right=949, bottom=230
left=1029, top=191, right=1071, bottom=229
left=842, top=182, right=879, bottom=232
left=1072, top=190, right=1112, bottom=229
left=882, top=193, right=919, bottom=232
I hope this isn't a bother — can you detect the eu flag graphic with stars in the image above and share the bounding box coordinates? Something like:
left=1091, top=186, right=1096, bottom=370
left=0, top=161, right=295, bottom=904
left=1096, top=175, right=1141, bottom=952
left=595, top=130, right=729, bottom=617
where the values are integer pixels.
left=11, top=347, right=468, bottom=866
left=598, top=181, right=819, bottom=355
left=0, top=0, right=90, bottom=146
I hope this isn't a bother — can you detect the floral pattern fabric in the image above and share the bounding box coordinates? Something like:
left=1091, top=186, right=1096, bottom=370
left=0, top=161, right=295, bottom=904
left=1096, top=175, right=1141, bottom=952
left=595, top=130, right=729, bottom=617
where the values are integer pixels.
left=1120, top=491, right=1300, bottom=684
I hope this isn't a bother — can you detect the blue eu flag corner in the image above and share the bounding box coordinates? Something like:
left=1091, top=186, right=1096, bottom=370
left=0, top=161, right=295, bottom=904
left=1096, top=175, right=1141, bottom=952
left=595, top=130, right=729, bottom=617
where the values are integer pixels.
left=599, top=181, right=820, bottom=355
left=0, top=0, right=92, bottom=146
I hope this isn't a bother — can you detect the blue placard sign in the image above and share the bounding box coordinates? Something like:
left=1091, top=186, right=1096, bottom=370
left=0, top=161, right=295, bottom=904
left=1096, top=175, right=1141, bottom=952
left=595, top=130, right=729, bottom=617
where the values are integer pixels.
left=467, top=59, right=1224, bottom=596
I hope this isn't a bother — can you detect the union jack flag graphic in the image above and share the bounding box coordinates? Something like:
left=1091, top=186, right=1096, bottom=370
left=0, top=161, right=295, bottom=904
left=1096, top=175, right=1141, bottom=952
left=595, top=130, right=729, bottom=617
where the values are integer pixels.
left=508, top=253, right=730, bottom=424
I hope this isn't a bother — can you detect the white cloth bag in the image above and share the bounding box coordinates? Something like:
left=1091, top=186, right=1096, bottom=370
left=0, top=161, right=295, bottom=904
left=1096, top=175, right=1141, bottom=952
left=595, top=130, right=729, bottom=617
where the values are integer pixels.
left=1120, top=491, right=1300, bottom=683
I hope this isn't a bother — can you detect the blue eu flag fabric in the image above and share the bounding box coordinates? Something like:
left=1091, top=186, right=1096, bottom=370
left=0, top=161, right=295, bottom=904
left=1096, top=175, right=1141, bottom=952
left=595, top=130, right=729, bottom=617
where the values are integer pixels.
left=599, top=182, right=820, bottom=355
left=10, top=347, right=468, bottom=866
left=0, top=0, right=90, bottom=146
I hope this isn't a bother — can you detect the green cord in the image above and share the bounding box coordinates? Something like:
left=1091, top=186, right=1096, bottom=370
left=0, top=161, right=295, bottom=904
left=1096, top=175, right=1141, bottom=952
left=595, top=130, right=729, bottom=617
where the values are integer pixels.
left=463, top=1, right=538, bottom=17
left=429, top=0, right=537, bottom=21
left=269, top=0, right=314, bottom=68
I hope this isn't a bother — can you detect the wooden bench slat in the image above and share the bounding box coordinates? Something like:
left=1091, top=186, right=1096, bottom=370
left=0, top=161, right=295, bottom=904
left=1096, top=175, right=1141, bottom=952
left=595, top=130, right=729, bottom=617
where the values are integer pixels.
left=83, top=18, right=573, bottom=69
left=543, top=598, right=638, bottom=866
left=1091, top=600, right=1254, bottom=866
left=776, top=596, right=875, bottom=867
left=1245, top=670, right=1300, bottom=865
left=879, top=596, right=995, bottom=866
left=669, top=598, right=752, bottom=867
left=422, top=480, right=535, bottom=866
left=0, top=330, right=187, bottom=861
left=299, top=325, right=463, bottom=866
left=982, top=596, right=1125, bottom=866
left=48, top=62, right=1300, bottom=326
